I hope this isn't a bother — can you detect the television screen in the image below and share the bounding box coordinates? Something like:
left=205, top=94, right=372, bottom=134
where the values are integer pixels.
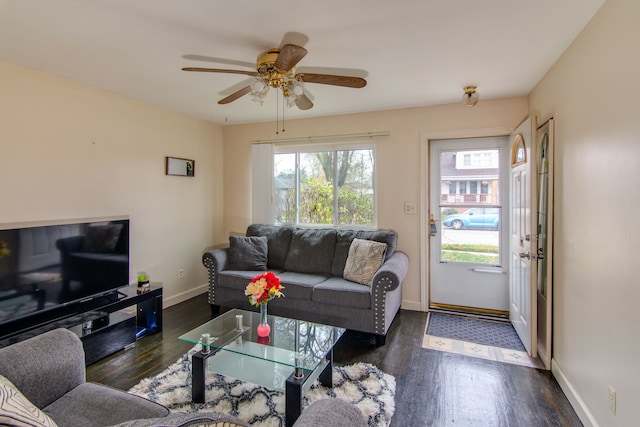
left=0, top=218, right=129, bottom=327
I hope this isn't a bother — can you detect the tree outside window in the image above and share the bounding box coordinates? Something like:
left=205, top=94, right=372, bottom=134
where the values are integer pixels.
left=274, top=146, right=375, bottom=226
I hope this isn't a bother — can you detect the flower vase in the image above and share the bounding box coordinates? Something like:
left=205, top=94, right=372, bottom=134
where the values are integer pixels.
left=256, top=303, right=270, bottom=337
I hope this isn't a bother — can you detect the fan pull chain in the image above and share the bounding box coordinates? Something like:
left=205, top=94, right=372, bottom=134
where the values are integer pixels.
left=282, top=94, right=286, bottom=133
left=275, top=89, right=279, bottom=134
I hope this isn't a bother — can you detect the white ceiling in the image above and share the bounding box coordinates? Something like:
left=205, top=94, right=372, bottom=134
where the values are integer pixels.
left=0, top=0, right=605, bottom=125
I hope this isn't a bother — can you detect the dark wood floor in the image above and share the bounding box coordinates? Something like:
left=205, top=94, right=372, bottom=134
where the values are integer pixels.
left=87, top=293, right=582, bottom=426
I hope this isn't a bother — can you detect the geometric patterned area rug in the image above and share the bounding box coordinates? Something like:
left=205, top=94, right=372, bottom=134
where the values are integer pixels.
left=422, top=312, right=543, bottom=369
left=129, top=346, right=396, bottom=427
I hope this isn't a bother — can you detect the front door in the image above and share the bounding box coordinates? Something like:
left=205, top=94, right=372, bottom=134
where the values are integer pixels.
left=509, top=117, right=537, bottom=356
left=429, top=137, right=510, bottom=314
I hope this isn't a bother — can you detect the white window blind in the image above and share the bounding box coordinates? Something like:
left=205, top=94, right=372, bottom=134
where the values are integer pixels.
left=251, top=143, right=273, bottom=224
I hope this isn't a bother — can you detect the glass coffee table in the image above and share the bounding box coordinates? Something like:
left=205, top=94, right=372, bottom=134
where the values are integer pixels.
left=179, top=309, right=345, bottom=427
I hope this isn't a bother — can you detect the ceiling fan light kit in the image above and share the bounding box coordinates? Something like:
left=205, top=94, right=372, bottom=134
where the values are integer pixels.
left=181, top=42, right=367, bottom=111
left=462, top=85, right=479, bottom=107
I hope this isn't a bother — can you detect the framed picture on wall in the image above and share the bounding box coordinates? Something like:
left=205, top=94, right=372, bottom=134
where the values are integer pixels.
left=166, top=156, right=195, bottom=177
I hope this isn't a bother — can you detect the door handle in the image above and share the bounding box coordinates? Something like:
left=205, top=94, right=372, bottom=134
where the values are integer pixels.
left=519, top=251, right=531, bottom=260
left=429, top=213, right=437, bottom=236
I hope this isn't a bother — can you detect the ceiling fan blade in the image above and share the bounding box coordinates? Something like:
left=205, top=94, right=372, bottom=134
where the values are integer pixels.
left=297, top=73, right=367, bottom=88
left=182, top=67, right=258, bottom=77
left=182, top=55, right=255, bottom=69
left=295, top=94, right=313, bottom=110
left=274, top=44, right=308, bottom=71
left=218, top=86, right=252, bottom=104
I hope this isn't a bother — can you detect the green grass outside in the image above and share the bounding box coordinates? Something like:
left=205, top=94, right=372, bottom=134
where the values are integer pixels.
left=441, top=250, right=499, bottom=264
left=441, top=243, right=498, bottom=254
left=440, top=243, right=499, bottom=264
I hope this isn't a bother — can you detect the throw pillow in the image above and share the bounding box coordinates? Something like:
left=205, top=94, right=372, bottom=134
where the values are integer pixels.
left=81, top=224, right=123, bottom=253
left=343, top=238, right=387, bottom=286
left=284, top=228, right=337, bottom=275
left=227, top=236, right=268, bottom=270
left=0, top=375, right=58, bottom=427
left=246, top=224, right=294, bottom=269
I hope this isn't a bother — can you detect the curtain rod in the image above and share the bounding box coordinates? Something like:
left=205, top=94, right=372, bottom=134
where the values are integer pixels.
left=253, top=131, right=390, bottom=144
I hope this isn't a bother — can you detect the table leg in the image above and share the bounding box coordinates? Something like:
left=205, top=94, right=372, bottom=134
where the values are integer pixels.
left=319, top=348, right=333, bottom=387
left=285, top=373, right=305, bottom=427
left=191, top=349, right=216, bottom=403
left=285, top=352, right=335, bottom=426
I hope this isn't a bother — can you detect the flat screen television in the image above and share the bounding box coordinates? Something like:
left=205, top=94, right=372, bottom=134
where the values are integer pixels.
left=0, top=218, right=130, bottom=335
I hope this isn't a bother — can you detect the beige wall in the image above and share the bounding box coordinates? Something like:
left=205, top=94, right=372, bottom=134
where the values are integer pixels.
left=529, top=0, right=640, bottom=425
left=222, top=99, right=528, bottom=310
left=0, top=61, right=224, bottom=306
left=5, top=1, right=637, bottom=422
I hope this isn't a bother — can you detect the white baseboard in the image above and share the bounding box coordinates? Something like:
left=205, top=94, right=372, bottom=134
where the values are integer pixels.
left=401, top=300, right=422, bottom=311
left=552, top=358, right=598, bottom=427
left=163, top=283, right=208, bottom=309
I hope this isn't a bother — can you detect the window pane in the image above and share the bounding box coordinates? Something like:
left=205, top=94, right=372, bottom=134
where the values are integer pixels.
left=439, top=149, right=501, bottom=265
left=274, top=153, right=296, bottom=223
left=299, top=152, right=333, bottom=225
left=273, top=146, right=376, bottom=227
left=337, top=149, right=374, bottom=225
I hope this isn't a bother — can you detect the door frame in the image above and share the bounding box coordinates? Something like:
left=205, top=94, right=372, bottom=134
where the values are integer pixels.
left=420, top=126, right=514, bottom=311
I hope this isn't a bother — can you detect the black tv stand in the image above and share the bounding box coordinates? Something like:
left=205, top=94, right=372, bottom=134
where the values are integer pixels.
left=0, top=283, right=163, bottom=365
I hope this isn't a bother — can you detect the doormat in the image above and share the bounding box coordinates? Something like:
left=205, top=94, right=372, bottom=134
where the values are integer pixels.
left=422, top=312, right=543, bottom=369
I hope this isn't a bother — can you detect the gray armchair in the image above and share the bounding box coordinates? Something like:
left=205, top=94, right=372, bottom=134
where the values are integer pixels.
left=0, top=328, right=247, bottom=427
left=0, top=329, right=366, bottom=427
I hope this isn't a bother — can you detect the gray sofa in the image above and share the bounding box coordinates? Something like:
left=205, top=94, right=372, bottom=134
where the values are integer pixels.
left=0, top=328, right=366, bottom=427
left=203, top=224, right=409, bottom=345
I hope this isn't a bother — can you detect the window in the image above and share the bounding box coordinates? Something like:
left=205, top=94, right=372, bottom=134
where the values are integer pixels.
left=457, top=150, right=500, bottom=169
left=273, top=145, right=375, bottom=226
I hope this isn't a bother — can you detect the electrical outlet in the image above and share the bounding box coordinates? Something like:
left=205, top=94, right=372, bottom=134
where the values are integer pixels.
left=608, top=385, right=616, bottom=415
left=178, top=269, right=184, bottom=279
left=404, top=202, right=417, bottom=215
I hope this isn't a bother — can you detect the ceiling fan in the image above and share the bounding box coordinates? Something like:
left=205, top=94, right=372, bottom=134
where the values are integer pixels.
left=182, top=44, right=367, bottom=110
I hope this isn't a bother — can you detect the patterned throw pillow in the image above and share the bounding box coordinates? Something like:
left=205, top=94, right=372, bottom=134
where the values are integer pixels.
left=343, top=238, right=387, bottom=286
left=0, top=375, right=58, bottom=427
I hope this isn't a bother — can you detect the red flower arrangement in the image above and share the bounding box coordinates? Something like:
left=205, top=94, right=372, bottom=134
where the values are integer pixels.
left=244, top=271, right=284, bottom=307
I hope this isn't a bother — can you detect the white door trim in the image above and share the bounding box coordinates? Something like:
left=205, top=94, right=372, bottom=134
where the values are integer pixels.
left=419, top=126, right=514, bottom=312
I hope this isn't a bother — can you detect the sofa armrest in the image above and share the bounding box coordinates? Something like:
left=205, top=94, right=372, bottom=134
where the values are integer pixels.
left=0, top=328, right=85, bottom=409
left=370, top=251, right=409, bottom=337
left=107, top=412, right=249, bottom=427
left=294, top=399, right=367, bottom=427
left=371, top=251, right=409, bottom=293
left=202, top=248, right=229, bottom=306
left=203, top=248, right=229, bottom=272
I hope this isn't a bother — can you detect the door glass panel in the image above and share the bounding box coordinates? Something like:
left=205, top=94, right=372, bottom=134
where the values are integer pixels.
left=439, top=149, right=501, bottom=265
left=537, top=133, right=549, bottom=297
